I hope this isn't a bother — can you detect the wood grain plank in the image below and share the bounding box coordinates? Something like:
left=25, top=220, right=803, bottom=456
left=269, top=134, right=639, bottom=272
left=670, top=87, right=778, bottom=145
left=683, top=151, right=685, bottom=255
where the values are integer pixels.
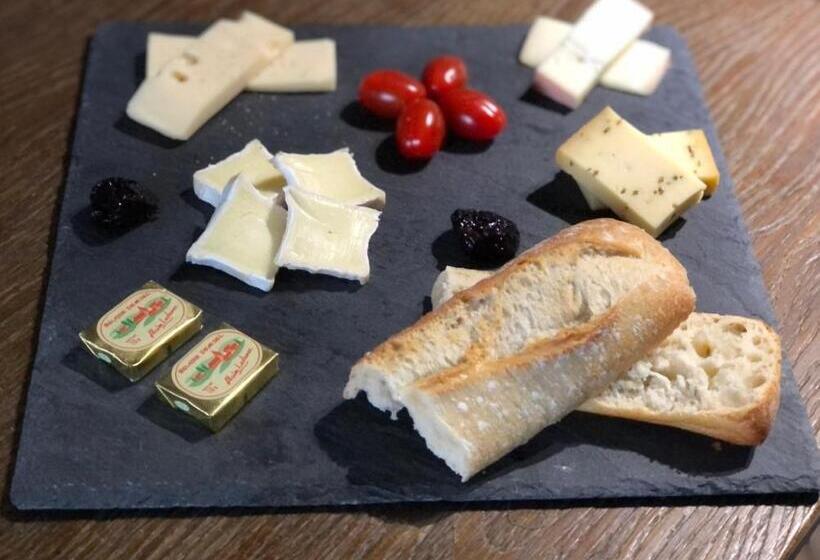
left=1, top=0, right=817, bottom=559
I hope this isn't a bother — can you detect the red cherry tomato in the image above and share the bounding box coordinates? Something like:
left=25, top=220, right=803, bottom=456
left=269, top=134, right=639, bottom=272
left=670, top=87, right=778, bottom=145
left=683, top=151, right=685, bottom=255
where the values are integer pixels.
left=422, top=55, right=468, bottom=99
left=358, top=70, right=427, bottom=119
left=437, top=89, right=506, bottom=141
left=396, top=99, right=446, bottom=160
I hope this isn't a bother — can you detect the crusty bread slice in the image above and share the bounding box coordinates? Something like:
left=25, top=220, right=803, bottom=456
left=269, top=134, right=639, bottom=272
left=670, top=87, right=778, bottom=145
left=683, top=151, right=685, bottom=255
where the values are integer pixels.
left=430, top=269, right=781, bottom=446
left=344, top=219, right=695, bottom=480
left=579, top=313, right=781, bottom=445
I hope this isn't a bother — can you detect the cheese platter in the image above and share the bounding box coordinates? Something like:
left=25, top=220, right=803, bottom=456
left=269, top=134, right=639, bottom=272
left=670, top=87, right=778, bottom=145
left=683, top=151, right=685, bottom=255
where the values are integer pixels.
left=10, top=6, right=818, bottom=510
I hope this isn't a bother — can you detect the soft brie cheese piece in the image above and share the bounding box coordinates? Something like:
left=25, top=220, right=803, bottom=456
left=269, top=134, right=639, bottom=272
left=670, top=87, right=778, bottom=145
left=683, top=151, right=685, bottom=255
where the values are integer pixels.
left=193, top=139, right=285, bottom=207
left=556, top=107, right=706, bottom=237
left=248, top=39, right=337, bottom=92
left=651, top=130, right=720, bottom=195
left=599, top=40, right=670, bottom=95
left=127, top=14, right=293, bottom=140
left=274, top=149, right=386, bottom=209
left=431, top=267, right=494, bottom=309
left=275, top=188, right=380, bottom=283
left=187, top=174, right=287, bottom=291
left=533, top=0, right=653, bottom=108
left=147, top=34, right=336, bottom=93
left=520, top=16, right=670, bottom=97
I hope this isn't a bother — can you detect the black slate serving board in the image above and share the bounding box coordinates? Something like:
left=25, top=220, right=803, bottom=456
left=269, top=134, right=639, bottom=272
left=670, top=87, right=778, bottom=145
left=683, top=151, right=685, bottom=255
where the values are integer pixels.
left=10, top=23, right=818, bottom=511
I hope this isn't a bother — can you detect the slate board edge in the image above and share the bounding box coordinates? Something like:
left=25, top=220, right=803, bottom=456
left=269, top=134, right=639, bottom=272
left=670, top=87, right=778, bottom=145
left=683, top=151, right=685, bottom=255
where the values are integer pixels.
left=8, top=23, right=819, bottom=512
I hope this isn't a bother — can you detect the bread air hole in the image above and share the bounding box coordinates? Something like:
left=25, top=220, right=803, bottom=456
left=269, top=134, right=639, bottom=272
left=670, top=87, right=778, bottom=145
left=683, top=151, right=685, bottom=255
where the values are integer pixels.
left=727, top=322, right=748, bottom=335
left=749, top=354, right=762, bottom=363
left=748, top=374, right=766, bottom=389
left=693, top=339, right=712, bottom=358
left=182, top=53, right=199, bottom=65
left=753, top=336, right=762, bottom=345
left=172, top=71, right=188, bottom=83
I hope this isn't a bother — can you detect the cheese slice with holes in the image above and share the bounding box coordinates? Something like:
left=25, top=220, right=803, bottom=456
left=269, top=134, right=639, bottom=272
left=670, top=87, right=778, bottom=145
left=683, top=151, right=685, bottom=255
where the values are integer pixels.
left=274, top=149, right=386, bottom=208
left=275, top=188, right=380, bottom=283
left=193, top=139, right=285, bottom=207
left=127, top=14, right=293, bottom=140
left=147, top=34, right=336, bottom=92
left=533, top=0, right=653, bottom=108
left=519, top=16, right=670, bottom=97
left=556, top=107, right=705, bottom=237
left=187, top=174, right=287, bottom=291
left=651, top=130, right=720, bottom=195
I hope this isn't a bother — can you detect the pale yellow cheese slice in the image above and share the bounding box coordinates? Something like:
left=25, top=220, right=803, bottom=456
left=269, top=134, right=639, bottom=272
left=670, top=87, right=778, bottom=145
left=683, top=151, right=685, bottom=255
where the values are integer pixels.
left=147, top=34, right=336, bottom=92
left=127, top=14, right=293, bottom=140
left=556, top=107, right=706, bottom=237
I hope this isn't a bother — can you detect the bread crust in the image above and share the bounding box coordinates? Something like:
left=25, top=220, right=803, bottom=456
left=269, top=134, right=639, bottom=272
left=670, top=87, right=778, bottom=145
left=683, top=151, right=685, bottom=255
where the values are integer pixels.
left=344, top=219, right=696, bottom=479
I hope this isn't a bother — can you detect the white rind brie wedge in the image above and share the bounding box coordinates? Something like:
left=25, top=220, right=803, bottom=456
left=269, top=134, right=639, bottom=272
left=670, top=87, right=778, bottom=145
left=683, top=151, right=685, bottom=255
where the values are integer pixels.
left=193, top=139, right=285, bottom=207
left=275, top=187, right=380, bottom=284
left=274, top=149, right=386, bottom=209
left=187, top=174, right=287, bottom=291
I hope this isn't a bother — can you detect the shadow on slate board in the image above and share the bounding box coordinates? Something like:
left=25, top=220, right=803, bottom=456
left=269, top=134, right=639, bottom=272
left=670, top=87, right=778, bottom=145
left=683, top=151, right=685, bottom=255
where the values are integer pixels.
left=7, top=22, right=818, bottom=513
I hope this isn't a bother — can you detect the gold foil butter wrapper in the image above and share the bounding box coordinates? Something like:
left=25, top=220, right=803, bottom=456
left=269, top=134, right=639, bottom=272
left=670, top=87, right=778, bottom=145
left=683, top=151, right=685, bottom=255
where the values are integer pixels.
left=78, top=281, right=203, bottom=382
left=155, top=324, right=279, bottom=432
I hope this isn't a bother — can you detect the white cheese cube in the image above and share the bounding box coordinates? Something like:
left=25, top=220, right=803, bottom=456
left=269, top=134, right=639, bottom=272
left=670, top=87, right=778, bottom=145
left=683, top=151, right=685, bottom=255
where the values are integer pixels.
left=193, top=139, right=285, bottom=207
left=518, top=17, right=572, bottom=68
left=533, top=0, right=653, bottom=108
left=431, top=267, right=494, bottom=309
left=520, top=16, right=670, bottom=97
left=248, top=39, right=337, bottom=92
left=276, top=188, right=380, bottom=284
left=599, top=40, right=670, bottom=95
left=274, top=149, right=386, bottom=209
left=127, top=15, right=293, bottom=140
left=556, top=107, right=706, bottom=237
left=187, top=174, right=287, bottom=291
left=651, top=130, right=720, bottom=195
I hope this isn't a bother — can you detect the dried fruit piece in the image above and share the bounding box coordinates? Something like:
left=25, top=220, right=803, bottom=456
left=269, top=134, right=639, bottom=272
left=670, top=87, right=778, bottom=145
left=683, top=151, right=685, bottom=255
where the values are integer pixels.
left=451, top=209, right=520, bottom=264
left=90, top=177, right=157, bottom=229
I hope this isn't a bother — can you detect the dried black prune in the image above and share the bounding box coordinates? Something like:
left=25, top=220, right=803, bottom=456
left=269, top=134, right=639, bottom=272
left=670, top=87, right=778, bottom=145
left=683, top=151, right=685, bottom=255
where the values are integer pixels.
left=90, top=177, right=157, bottom=229
left=451, top=209, right=520, bottom=264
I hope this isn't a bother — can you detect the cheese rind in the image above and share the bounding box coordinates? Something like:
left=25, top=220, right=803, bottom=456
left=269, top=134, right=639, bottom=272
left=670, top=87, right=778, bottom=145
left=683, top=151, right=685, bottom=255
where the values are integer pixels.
left=127, top=14, right=293, bottom=140
left=248, top=39, right=337, bottom=92
left=600, top=40, right=670, bottom=95
left=193, top=139, right=285, bottom=207
left=186, top=175, right=287, bottom=291
left=274, top=149, right=386, bottom=209
left=556, top=107, right=706, bottom=237
left=533, top=0, right=653, bottom=108
left=275, top=188, right=380, bottom=283
left=651, top=130, right=720, bottom=195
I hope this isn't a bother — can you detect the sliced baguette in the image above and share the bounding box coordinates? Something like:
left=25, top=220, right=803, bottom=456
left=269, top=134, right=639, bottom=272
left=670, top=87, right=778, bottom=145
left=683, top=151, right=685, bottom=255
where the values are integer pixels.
left=431, top=268, right=781, bottom=445
left=579, top=313, right=781, bottom=445
left=344, top=219, right=695, bottom=480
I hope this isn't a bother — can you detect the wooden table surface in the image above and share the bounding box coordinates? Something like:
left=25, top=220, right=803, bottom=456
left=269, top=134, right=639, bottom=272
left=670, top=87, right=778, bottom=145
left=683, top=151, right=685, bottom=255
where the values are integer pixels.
left=1, top=0, right=818, bottom=558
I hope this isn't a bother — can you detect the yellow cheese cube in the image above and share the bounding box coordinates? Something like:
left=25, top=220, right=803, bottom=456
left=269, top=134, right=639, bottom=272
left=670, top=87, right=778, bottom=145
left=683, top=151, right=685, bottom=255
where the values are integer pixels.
left=556, top=107, right=706, bottom=237
left=651, top=130, right=720, bottom=195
